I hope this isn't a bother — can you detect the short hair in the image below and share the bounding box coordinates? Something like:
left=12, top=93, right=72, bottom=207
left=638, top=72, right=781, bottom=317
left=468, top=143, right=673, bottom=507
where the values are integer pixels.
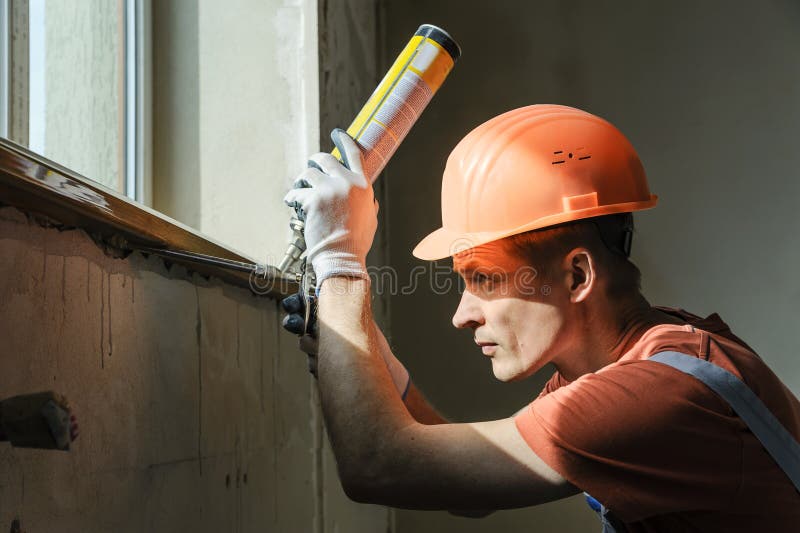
left=503, top=213, right=643, bottom=299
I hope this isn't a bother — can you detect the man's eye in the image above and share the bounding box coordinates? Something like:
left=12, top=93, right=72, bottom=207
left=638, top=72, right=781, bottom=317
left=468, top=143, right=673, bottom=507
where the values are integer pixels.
left=472, top=272, right=488, bottom=284
left=472, top=273, right=496, bottom=291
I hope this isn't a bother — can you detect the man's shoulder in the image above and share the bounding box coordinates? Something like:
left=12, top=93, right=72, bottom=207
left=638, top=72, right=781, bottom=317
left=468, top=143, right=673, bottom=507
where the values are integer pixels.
left=518, top=352, right=733, bottom=482
left=617, top=324, right=704, bottom=364
left=539, top=318, right=710, bottom=397
left=537, top=306, right=761, bottom=404
left=555, top=353, right=718, bottom=413
left=535, top=327, right=736, bottom=421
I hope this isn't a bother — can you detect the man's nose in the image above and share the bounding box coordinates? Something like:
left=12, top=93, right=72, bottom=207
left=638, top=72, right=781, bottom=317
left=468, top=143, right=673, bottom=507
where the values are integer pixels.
left=452, top=289, right=484, bottom=329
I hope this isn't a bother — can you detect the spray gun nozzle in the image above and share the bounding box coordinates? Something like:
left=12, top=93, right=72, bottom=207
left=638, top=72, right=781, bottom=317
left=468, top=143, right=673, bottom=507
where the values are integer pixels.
left=277, top=216, right=307, bottom=273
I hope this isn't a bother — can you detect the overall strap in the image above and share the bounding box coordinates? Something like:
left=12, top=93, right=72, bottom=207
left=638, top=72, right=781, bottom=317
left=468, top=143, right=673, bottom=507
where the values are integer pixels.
left=649, top=351, right=800, bottom=492
left=584, top=493, right=625, bottom=533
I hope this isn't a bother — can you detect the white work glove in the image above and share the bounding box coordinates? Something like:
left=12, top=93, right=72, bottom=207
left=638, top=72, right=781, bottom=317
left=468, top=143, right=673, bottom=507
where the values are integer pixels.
left=283, top=129, right=378, bottom=290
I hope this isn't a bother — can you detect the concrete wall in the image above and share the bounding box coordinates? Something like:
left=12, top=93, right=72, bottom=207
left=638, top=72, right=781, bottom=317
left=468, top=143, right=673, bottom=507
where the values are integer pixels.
left=0, top=206, right=317, bottom=532
left=377, top=1, right=800, bottom=531
left=0, top=205, right=389, bottom=532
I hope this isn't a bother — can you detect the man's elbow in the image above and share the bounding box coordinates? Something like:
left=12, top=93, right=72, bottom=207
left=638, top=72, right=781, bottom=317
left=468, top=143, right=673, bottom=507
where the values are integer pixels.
left=340, top=477, right=373, bottom=504
left=339, top=468, right=388, bottom=504
left=336, top=423, right=419, bottom=505
left=337, top=455, right=391, bottom=504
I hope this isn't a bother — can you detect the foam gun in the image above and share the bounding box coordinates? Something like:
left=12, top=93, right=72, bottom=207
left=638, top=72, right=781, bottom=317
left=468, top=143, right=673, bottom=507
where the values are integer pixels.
left=277, top=24, right=461, bottom=336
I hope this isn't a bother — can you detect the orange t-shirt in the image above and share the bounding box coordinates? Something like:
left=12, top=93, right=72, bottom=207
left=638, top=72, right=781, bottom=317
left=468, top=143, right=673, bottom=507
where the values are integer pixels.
left=514, top=307, right=800, bottom=532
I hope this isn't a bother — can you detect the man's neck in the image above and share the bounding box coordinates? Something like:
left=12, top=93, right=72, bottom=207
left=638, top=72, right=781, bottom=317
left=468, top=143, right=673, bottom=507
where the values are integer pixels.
left=553, top=295, right=683, bottom=381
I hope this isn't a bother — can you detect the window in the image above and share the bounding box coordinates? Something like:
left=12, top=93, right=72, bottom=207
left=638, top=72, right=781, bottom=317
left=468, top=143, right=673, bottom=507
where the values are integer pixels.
left=0, top=0, right=150, bottom=203
left=0, top=0, right=317, bottom=262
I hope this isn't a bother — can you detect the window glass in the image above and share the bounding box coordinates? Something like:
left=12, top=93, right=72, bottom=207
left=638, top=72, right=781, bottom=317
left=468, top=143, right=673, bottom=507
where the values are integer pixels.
left=28, top=0, right=125, bottom=193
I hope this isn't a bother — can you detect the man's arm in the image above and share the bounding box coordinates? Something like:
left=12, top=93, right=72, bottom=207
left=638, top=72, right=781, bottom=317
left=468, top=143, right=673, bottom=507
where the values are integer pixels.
left=403, top=382, right=448, bottom=425
left=375, top=321, right=507, bottom=517
left=371, top=319, right=448, bottom=425
left=317, top=277, right=578, bottom=510
left=284, top=297, right=447, bottom=425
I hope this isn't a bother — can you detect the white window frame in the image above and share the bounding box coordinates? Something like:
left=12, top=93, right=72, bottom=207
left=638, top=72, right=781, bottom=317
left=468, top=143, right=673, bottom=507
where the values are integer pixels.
left=124, top=0, right=152, bottom=205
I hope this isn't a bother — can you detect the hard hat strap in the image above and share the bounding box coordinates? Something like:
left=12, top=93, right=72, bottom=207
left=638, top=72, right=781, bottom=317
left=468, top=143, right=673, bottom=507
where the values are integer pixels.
left=592, top=213, right=634, bottom=258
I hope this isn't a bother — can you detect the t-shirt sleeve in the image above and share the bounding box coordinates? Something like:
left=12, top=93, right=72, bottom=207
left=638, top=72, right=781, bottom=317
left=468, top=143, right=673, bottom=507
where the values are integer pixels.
left=515, top=360, right=743, bottom=522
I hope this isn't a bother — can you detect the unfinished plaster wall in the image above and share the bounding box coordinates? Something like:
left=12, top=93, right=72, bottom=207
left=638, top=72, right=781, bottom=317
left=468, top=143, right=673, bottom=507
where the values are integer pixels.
left=377, top=1, right=800, bottom=531
left=0, top=206, right=319, bottom=532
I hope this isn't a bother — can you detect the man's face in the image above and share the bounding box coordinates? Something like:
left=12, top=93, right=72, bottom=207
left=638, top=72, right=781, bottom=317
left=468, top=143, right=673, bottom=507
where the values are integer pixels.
left=451, top=240, right=569, bottom=382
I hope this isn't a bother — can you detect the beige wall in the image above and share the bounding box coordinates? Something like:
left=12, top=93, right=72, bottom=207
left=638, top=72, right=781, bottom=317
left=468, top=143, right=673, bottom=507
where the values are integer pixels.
left=378, top=1, right=800, bottom=531
left=153, top=0, right=319, bottom=262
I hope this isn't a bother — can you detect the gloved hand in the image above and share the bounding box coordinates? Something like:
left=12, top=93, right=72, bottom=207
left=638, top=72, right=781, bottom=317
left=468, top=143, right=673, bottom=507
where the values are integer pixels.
left=283, top=129, right=378, bottom=291
left=281, top=291, right=319, bottom=374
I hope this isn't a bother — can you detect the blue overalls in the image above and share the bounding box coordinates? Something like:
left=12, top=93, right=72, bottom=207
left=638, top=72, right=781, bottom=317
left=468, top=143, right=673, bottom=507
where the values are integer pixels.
left=584, top=351, right=800, bottom=532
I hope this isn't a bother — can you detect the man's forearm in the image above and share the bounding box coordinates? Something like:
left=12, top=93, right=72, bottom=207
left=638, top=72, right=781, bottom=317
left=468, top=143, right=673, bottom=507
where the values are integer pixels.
left=317, top=277, right=414, bottom=492
left=370, top=320, right=449, bottom=425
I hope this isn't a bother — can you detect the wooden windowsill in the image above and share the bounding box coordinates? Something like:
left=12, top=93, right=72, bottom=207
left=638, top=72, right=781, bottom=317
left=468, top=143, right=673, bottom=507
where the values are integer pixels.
left=0, top=138, right=298, bottom=298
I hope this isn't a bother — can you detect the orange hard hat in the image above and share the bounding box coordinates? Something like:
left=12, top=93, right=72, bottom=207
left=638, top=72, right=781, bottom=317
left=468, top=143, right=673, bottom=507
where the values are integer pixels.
left=413, top=104, right=658, bottom=260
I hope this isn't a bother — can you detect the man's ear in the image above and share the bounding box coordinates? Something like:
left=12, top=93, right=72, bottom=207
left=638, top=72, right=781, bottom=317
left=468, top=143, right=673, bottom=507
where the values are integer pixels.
left=564, top=248, right=596, bottom=303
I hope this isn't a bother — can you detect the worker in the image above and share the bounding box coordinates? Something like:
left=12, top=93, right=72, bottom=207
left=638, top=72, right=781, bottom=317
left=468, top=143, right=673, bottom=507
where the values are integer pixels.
left=282, top=104, right=800, bottom=531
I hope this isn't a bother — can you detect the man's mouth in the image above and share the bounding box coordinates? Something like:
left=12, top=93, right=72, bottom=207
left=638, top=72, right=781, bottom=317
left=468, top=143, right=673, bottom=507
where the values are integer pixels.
left=475, top=340, right=498, bottom=356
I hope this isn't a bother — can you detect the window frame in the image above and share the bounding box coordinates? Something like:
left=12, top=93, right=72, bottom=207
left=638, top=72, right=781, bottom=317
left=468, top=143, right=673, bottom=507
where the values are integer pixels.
left=124, top=0, right=152, bottom=205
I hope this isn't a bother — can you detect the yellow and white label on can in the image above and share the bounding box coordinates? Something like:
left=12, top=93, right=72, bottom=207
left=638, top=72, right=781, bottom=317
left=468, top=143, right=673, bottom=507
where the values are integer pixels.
left=332, top=24, right=461, bottom=182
